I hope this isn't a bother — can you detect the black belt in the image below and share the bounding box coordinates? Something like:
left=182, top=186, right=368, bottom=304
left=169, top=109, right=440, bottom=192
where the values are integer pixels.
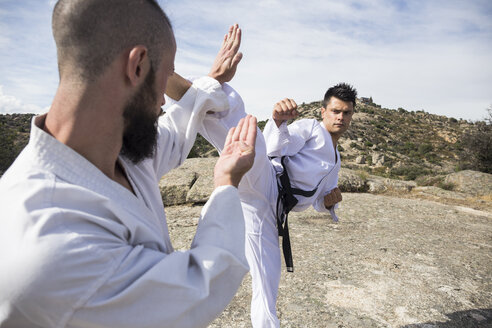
left=273, top=156, right=317, bottom=272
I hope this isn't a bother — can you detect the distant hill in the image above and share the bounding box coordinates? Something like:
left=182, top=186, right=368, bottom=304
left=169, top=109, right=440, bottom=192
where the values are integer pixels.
left=192, top=98, right=489, bottom=180
left=0, top=114, right=33, bottom=175
left=0, top=100, right=489, bottom=180
left=294, top=99, right=479, bottom=179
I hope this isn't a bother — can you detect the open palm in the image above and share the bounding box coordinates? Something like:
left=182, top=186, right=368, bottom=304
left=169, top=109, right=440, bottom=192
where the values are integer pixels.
left=214, top=115, right=257, bottom=188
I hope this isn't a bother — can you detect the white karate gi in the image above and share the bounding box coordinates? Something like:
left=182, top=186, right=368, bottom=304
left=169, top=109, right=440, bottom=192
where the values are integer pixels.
left=0, top=77, right=249, bottom=328
left=199, top=84, right=341, bottom=328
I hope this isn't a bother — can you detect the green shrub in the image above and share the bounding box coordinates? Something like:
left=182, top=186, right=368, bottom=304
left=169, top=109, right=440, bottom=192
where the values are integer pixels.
left=390, top=166, right=430, bottom=180
left=437, top=181, right=455, bottom=191
left=457, top=109, right=491, bottom=173
left=418, top=143, right=433, bottom=154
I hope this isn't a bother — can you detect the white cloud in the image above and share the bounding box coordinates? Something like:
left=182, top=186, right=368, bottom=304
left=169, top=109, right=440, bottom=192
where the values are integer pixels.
left=0, top=0, right=58, bottom=113
left=0, top=0, right=490, bottom=122
left=161, top=0, right=492, bottom=121
left=0, top=86, right=45, bottom=114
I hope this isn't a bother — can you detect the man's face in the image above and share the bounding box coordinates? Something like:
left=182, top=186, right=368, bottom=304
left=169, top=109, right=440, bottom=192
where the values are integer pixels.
left=321, top=96, right=354, bottom=137
left=121, top=40, right=176, bottom=164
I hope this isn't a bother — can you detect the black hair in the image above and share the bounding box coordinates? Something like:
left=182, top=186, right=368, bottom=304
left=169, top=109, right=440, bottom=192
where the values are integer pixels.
left=323, top=83, right=357, bottom=108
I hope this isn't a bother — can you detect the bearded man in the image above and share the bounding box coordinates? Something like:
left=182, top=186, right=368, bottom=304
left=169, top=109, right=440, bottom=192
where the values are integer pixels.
left=0, top=1, right=254, bottom=327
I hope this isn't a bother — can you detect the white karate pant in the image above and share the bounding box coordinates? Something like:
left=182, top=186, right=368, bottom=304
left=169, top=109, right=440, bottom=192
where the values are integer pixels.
left=199, top=85, right=281, bottom=328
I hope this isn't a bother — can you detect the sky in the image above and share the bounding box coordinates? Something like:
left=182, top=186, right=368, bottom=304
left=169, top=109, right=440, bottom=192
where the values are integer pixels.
left=0, top=0, right=491, bottom=121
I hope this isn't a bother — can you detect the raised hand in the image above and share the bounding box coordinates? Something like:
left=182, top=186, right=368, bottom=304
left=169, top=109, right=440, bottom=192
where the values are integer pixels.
left=208, top=24, right=243, bottom=84
left=272, top=98, right=299, bottom=127
left=323, top=187, right=342, bottom=209
left=214, top=115, right=257, bottom=188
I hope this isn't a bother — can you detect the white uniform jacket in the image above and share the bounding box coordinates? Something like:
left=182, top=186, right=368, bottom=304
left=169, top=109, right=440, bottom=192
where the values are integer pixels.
left=263, top=118, right=341, bottom=217
left=0, top=77, right=248, bottom=328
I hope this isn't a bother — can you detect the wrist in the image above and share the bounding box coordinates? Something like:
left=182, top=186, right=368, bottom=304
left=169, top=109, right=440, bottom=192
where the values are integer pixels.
left=208, top=72, right=224, bottom=85
left=214, top=174, right=240, bottom=188
left=165, top=73, right=192, bottom=101
left=274, top=118, right=285, bottom=128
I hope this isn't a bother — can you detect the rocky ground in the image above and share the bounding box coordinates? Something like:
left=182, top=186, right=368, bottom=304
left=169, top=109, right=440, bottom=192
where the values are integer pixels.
left=162, top=159, right=491, bottom=328
left=166, top=193, right=491, bottom=328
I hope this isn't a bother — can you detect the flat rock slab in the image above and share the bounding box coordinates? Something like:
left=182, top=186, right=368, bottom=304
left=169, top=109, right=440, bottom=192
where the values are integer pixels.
left=445, top=170, right=492, bottom=196
left=165, top=193, right=492, bottom=328
left=159, top=169, right=196, bottom=206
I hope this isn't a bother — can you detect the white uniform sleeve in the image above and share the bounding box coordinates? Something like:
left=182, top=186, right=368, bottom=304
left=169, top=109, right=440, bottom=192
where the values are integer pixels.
left=153, top=76, right=229, bottom=179
left=1, top=180, right=248, bottom=328
left=312, top=192, right=330, bottom=213
left=263, top=119, right=312, bottom=158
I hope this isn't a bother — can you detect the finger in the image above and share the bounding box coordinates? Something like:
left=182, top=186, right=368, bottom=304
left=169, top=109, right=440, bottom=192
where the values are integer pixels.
left=246, top=115, right=257, bottom=147
left=284, top=99, right=296, bottom=112
left=240, top=114, right=251, bottom=141
left=225, top=127, right=235, bottom=147
left=231, top=24, right=238, bottom=43
left=231, top=52, right=243, bottom=68
left=227, top=24, right=237, bottom=50
left=233, top=117, right=245, bottom=141
left=225, top=25, right=234, bottom=49
left=283, top=98, right=296, bottom=112
left=221, top=33, right=228, bottom=49
left=288, top=98, right=297, bottom=110
left=273, top=105, right=281, bottom=119
left=280, top=101, right=289, bottom=113
left=231, top=26, right=241, bottom=53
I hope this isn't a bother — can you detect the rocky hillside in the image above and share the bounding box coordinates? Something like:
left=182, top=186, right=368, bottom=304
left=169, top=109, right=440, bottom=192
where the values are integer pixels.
left=0, top=114, right=33, bottom=175
left=298, top=101, right=467, bottom=176
left=0, top=100, right=489, bottom=180
left=193, top=98, right=490, bottom=181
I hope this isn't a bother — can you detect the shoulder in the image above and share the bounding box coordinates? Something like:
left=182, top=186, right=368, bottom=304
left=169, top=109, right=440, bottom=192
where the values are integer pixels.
left=289, top=118, right=318, bottom=131
left=288, top=119, right=324, bottom=138
left=1, top=162, right=56, bottom=210
left=291, top=118, right=318, bottom=128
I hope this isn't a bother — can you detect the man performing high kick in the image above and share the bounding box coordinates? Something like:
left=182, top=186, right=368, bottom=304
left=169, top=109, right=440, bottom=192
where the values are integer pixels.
left=168, top=41, right=357, bottom=325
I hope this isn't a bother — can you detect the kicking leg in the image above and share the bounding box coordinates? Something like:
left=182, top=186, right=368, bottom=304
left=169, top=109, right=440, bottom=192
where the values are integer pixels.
left=242, top=203, right=281, bottom=328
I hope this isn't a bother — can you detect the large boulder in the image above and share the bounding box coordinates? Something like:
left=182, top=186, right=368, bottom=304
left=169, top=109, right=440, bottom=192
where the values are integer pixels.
left=371, top=153, right=385, bottom=166
left=444, top=170, right=492, bottom=196
left=160, top=158, right=217, bottom=206
left=160, top=158, right=425, bottom=206
left=159, top=168, right=196, bottom=206
left=355, top=155, right=366, bottom=164
left=338, top=168, right=367, bottom=192
left=187, top=174, right=215, bottom=203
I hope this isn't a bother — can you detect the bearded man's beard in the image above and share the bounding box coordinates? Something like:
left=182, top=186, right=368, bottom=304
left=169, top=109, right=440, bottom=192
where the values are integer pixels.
left=120, top=68, right=160, bottom=164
